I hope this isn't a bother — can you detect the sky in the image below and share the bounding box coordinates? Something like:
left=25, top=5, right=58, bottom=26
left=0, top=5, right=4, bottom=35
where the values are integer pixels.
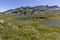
left=0, top=0, right=60, bottom=12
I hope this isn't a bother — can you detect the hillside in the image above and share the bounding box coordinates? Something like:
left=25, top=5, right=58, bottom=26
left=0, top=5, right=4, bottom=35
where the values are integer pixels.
left=0, top=5, right=60, bottom=40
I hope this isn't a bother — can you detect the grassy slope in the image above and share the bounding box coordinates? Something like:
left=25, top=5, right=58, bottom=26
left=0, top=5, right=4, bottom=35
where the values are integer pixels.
left=0, top=16, right=60, bottom=40
left=47, top=10, right=60, bottom=20
left=0, top=10, right=60, bottom=40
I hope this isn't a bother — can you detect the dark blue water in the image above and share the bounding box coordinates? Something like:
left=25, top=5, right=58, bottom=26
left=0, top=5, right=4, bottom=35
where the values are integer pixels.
left=43, top=20, right=60, bottom=25
left=16, top=17, right=31, bottom=20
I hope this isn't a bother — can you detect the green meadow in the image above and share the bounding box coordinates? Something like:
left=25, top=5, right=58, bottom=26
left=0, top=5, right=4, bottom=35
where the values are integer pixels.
left=0, top=6, right=60, bottom=40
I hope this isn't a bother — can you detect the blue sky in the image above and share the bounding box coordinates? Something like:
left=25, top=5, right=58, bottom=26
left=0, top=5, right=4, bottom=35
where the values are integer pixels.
left=0, top=0, right=60, bottom=12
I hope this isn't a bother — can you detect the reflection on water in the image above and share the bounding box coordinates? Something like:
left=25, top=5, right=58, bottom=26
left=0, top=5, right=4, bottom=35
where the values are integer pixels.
left=16, top=17, right=31, bottom=20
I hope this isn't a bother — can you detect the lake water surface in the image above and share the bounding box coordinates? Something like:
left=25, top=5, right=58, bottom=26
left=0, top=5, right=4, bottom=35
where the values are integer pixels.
left=16, top=17, right=31, bottom=20
left=43, top=20, right=60, bottom=25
